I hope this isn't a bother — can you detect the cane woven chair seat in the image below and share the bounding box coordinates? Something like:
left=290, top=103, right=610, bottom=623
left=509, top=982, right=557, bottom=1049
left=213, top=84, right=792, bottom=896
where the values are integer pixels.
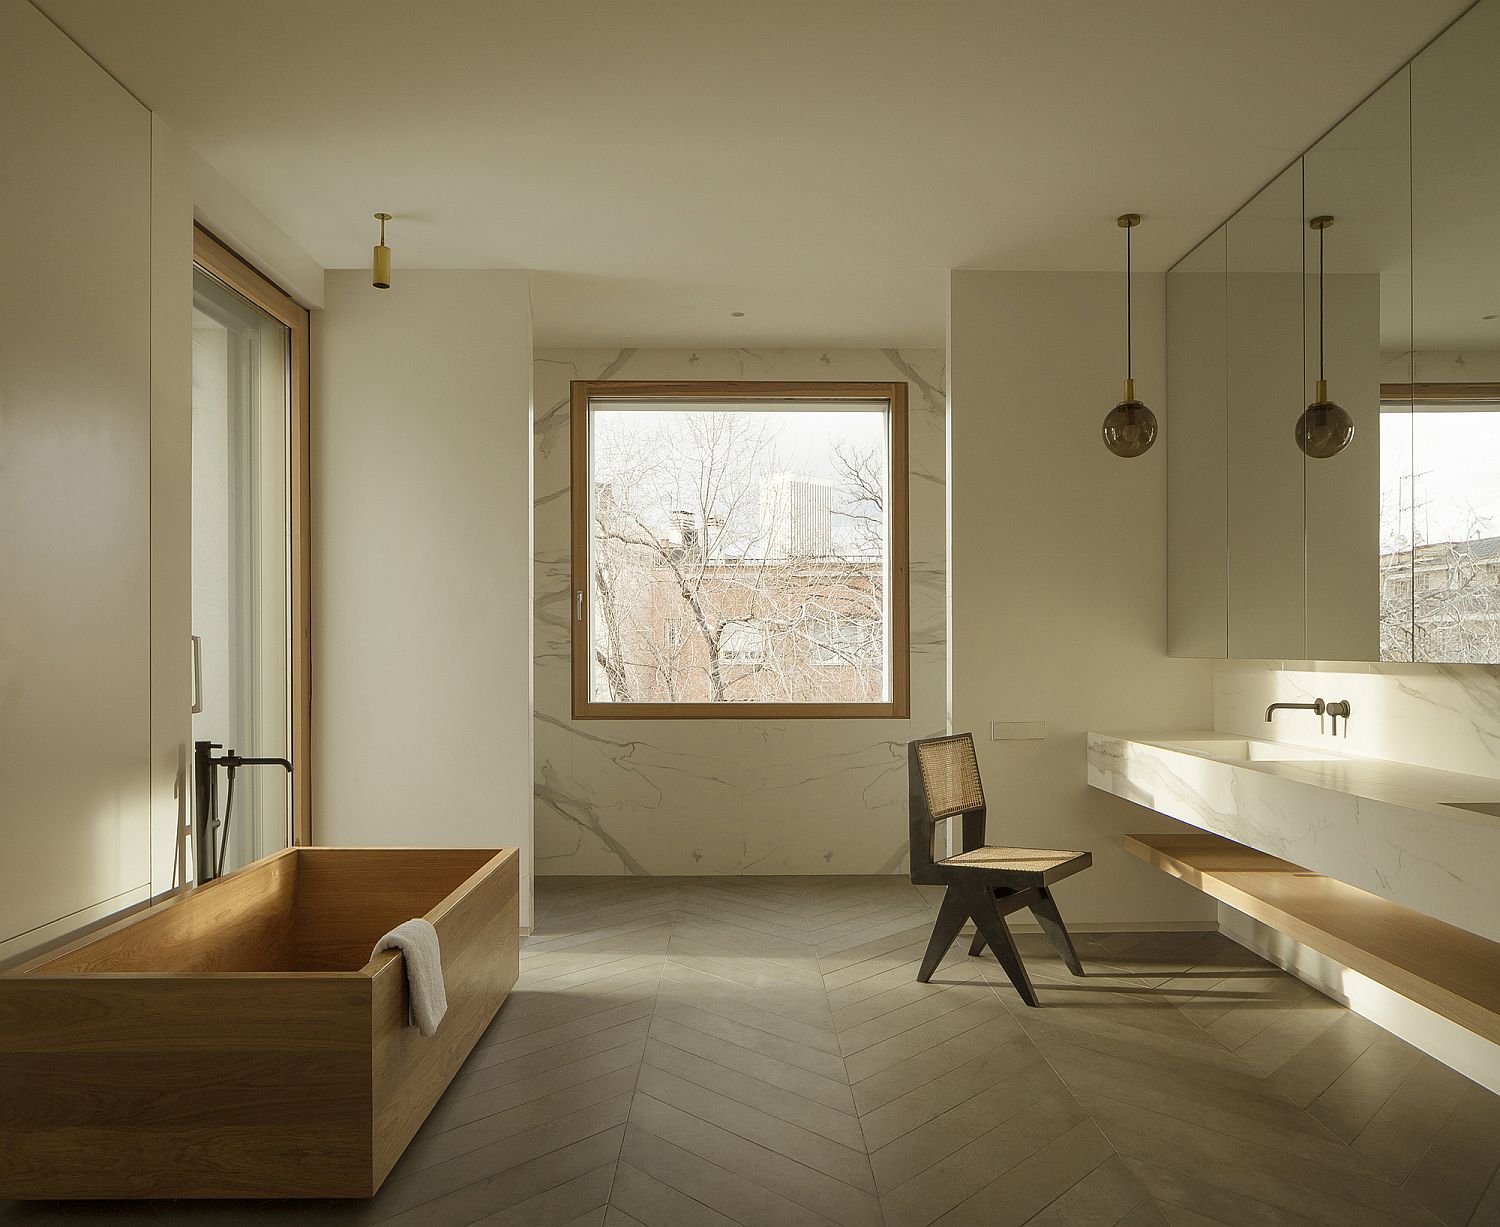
left=938, top=845, right=1089, bottom=884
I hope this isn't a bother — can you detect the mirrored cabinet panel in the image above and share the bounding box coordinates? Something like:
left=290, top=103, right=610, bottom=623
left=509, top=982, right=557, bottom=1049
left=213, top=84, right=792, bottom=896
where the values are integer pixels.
left=1226, top=162, right=1305, bottom=660
left=1303, top=69, right=1410, bottom=662
left=1409, top=0, right=1500, bottom=664
left=1167, top=0, right=1500, bottom=664
left=1166, top=226, right=1228, bottom=657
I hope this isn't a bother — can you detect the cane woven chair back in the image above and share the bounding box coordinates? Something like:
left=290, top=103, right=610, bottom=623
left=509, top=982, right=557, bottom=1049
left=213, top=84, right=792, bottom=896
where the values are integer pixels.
left=914, top=733, right=985, bottom=820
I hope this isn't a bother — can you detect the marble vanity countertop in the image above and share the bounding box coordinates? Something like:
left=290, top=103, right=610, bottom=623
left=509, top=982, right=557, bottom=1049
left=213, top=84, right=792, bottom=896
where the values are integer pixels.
left=1088, top=729, right=1500, bottom=944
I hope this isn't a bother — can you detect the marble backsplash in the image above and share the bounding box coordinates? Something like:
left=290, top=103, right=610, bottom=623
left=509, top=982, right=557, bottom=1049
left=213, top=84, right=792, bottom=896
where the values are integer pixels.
left=1215, top=660, right=1500, bottom=779
left=533, top=347, right=948, bottom=875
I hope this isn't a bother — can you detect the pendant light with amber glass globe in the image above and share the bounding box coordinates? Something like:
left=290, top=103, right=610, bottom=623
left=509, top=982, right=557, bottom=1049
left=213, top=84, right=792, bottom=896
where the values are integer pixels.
left=1102, top=213, right=1158, bottom=457
left=1297, top=215, right=1355, bottom=458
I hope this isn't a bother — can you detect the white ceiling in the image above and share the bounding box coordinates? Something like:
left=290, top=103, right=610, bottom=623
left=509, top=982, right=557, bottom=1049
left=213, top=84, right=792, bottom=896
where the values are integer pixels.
left=37, top=0, right=1470, bottom=347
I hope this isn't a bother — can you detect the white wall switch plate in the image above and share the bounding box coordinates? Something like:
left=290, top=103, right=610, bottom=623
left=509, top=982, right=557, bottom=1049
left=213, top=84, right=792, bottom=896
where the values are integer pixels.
left=991, top=721, right=1045, bottom=741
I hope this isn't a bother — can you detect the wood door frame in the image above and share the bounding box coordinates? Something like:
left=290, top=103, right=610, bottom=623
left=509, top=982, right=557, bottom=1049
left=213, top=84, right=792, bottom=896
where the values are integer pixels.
left=1380, top=382, right=1500, bottom=403
left=569, top=379, right=911, bottom=720
left=193, top=225, right=313, bottom=846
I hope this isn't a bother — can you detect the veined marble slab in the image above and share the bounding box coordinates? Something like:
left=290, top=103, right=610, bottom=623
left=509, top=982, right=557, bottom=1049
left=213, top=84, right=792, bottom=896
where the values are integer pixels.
left=533, top=347, right=948, bottom=876
left=1088, top=729, right=1500, bottom=944
left=1214, top=660, right=1500, bottom=781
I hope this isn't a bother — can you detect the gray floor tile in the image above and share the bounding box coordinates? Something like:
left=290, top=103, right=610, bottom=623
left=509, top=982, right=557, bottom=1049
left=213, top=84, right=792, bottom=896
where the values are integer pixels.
left=6, top=877, right=1497, bottom=1227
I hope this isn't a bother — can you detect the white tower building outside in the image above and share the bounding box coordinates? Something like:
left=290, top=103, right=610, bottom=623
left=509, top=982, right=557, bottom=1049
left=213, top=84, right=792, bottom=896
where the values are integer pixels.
left=760, top=473, right=834, bottom=558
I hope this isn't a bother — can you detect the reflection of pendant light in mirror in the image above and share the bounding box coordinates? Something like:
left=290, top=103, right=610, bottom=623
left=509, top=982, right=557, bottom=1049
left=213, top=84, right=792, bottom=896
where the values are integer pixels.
left=1297, top=215, right=1354, bottom=458
left=1102, top=213, right=1158, bottom=457
left=372, top=212, right=392, bottom=289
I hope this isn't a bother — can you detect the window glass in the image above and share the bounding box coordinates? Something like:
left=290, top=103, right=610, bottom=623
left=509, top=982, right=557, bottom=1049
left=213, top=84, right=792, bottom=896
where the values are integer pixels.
left=586, top=400, right=893, bottom=707
left=1381, top=400, right=1500, bottom=662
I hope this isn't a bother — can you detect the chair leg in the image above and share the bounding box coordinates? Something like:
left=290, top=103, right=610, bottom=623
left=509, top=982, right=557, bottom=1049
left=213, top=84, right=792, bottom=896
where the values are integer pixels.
left=969, top=886, right=1028, bottom=956
left=968, top=887, right=1039, bottom=1007
left=1030, top=886, right=1084, bottom=977
left=917, top=887, right=970, bottom=983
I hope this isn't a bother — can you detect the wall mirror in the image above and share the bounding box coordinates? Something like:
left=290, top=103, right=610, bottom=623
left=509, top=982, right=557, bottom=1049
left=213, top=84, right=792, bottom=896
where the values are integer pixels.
left=1166, top=225, right=1227, bottom=657
left=1302, top=68, right=1411, bottom=662
left=1168, top=0, right=1500, bottom=665
left=1225, top=161, right=1305, bottom=660
left=1404, top=0, right=1500, bottom=664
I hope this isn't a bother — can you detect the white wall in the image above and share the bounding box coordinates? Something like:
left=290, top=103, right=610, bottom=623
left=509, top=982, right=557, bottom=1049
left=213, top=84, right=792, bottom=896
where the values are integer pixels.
left=1384, top=350, right=1500, bottom=382
left=949, top=270, right=1216, bottom=927
left=190, top=150, right=324, bottom=310
left=313, top=270, right=536, bottom=925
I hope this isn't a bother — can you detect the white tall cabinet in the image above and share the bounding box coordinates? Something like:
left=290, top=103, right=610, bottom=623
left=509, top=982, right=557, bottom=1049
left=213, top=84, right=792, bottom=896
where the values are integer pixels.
left=0, top=0, right=155, bottom=957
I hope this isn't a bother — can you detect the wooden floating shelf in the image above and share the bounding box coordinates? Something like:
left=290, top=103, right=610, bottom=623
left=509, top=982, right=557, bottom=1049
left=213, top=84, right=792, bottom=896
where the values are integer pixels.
left=1123, top=832, right=1500, bottom=1047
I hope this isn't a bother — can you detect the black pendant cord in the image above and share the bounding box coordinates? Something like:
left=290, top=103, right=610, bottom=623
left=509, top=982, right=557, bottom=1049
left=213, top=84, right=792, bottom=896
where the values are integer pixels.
left=1318, top=224, right=1326, bottom=384
left=1125, top=223, right=1133, bottom=382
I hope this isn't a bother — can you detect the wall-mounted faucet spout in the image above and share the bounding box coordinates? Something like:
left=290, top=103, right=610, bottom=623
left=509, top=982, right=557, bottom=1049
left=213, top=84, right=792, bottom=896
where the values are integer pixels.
left=1265, top=698, right=1326, bottom=723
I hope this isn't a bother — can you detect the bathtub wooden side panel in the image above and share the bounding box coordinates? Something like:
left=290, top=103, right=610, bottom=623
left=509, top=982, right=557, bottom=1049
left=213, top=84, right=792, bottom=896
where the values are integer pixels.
left=294, top=847, right=497, bottom=970
left=0, top=974, right=373, bottom=1199
left=370, top=848, right=520, bottom=1191
left=28, top=848, right=299, bottom=974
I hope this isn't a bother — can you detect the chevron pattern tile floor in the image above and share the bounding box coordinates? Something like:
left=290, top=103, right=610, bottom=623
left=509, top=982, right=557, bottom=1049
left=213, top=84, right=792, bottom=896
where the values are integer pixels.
left=4, top=876, right=1500, bottom=1226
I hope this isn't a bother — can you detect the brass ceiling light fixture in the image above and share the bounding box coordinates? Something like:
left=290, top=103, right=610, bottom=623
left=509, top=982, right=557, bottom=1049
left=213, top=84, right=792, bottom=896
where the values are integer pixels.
left=1102, top=213, right=1158, bottom=457
left=372, top=212, right=392, bottom=290
left=1297, top=215, right=1355, bottom=458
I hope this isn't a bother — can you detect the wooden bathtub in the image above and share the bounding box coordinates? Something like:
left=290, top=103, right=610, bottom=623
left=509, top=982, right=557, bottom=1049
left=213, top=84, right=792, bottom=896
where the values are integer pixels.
left=0, top=846, right=519, bottom=1200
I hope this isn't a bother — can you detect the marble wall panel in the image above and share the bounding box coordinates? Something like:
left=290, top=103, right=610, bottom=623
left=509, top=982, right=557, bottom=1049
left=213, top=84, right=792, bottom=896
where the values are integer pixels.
left=1215, top=660, right=1500, bottom=779
left=533, top=348, right=948, bottom=875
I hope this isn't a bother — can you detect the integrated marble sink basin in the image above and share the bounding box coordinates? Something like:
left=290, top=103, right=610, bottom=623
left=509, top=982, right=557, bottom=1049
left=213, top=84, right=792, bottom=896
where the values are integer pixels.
left=1157, top=738, right=1340, bottom=764
left=1443, top=801, right=1500, bottom=818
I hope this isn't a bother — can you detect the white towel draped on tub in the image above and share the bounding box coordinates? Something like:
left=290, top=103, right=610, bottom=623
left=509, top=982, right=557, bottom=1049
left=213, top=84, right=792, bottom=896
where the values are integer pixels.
left=371, top=918, right=448, bottom=1037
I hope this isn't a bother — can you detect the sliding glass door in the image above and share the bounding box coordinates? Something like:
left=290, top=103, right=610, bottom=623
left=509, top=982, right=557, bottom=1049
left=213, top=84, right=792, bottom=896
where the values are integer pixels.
left=189, top=229, right=309, bottom=880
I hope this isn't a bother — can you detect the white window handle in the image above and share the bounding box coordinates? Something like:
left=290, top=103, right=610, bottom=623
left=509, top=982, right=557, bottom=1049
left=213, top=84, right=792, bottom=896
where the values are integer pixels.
left=576, top=591, right=585, bottom=621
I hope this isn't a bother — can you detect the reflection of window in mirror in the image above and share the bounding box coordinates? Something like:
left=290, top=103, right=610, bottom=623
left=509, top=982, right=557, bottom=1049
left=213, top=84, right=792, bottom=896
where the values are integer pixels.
left=1380, top=382, right=1500, bottom=664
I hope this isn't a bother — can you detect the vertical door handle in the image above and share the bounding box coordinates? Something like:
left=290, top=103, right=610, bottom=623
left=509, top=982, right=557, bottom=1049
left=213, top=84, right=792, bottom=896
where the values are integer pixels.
left=191, top=635, right=203, bottom=714
left=576, top=591, right=585, bottom=621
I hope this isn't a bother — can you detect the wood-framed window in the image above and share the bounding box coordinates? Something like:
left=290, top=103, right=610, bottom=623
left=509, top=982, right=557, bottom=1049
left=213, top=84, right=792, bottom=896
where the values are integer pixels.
left=570, top=380, right=910, bottom=720
left=192, top=225, right=313, bottom=846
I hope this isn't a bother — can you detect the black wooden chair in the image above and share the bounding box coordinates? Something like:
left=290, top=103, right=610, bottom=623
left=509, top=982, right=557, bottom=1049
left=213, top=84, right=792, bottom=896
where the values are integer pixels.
left=908, top=732, right=1092, bottom=1005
